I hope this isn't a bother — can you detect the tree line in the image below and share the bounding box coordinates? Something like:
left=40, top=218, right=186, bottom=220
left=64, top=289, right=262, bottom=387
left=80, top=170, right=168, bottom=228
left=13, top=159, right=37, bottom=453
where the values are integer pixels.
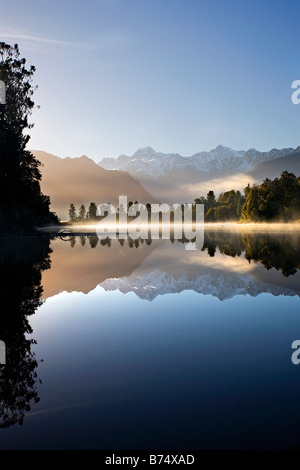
left=68, top=171, right=300, bottom=223
left=195, top=171, right=300, bottom=222
left=68, top=202, right=97, bottom=221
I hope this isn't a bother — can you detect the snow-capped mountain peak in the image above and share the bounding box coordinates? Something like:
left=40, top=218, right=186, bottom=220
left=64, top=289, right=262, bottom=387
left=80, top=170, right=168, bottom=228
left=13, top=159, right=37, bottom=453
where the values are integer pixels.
left=98, top=145, right=297, bottom=179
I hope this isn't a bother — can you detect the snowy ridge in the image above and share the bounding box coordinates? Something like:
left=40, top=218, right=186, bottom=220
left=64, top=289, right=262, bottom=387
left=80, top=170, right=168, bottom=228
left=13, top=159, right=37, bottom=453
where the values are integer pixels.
left=98, top=145, right=296, bottom=178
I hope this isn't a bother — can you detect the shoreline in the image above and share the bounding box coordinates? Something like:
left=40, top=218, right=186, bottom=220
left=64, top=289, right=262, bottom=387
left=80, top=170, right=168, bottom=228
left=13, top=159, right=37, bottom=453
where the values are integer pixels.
left=2, top=222, right=300, bottom=239
left=35, top=221, right=300, bottom=236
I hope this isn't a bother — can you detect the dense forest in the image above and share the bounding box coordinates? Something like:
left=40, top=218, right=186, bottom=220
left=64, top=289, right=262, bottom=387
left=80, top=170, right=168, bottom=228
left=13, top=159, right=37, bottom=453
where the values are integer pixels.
left=240, top=171, right=300, bottom=222
left=68, top=171, right=300, bottom=224
left=195, top=171, right=300, bottom=222
left=0, top=43, right=57, bottom=234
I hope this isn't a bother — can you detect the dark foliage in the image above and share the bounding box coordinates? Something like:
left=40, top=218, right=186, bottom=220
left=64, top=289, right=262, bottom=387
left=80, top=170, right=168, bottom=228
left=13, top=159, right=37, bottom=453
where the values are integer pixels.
left=241, top=171, right=300, bottom=222
left=0, top=43, right=58, bottom=234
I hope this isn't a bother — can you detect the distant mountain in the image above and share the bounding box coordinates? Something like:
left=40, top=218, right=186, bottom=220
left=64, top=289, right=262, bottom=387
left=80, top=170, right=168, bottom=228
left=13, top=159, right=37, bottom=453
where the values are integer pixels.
left=33, top=145, right=300, bottom=220
left=33, top=151, right=158, bottom=220
left=248, top=147, right=300, bottom=182
left=98, top=145, right=297, bottom=201
left=98, top=145, right=296, bottom=178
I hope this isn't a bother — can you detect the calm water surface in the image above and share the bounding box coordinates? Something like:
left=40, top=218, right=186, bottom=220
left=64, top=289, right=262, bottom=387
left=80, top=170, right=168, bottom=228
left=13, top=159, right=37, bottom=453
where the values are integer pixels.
left=0, top=228, right=300, bottom=449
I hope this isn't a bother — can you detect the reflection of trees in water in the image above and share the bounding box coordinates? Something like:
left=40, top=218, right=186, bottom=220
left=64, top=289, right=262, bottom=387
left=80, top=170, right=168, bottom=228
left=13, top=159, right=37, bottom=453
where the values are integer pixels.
left=89, top=235, right=99, bottom=248
left=66, top=232, right=300, bottom=277
left=242, top=233, right=300, bottom=277
left=202, top=232, right=244, bottom=258
left=68, top=235, right=152, bottom=248
left=202, top=231, right=300, bottom=277
left=0, top=237, right=51, bottom=427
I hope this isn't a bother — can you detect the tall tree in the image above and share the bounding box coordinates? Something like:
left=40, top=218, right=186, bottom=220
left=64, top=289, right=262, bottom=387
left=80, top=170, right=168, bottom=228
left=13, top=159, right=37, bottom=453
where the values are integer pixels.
left=68, top=203, right=77, bottom=221
left=79, top=204, right=86, bottom=220
left=0, top=42, right=57, bottom=233
left=206, top=191, right=216, bottom=209
left=87, top=202, right=97, bottom=220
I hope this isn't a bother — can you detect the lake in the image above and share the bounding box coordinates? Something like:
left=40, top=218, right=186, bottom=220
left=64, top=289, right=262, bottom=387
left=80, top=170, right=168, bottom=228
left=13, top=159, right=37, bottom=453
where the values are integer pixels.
left=1, top=227, right=300, bottom=449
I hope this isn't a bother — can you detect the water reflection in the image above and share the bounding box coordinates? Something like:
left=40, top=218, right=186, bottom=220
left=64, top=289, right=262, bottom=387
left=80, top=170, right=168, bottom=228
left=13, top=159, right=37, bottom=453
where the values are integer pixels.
left=0, top=237, right=51, bottom=427
left=42, top=230, right=300, bottom=301
left=243, top=232, right=300, bottom=277
left=203, top=231, right=300, bottom=277
left=0, top=230, right=300, bottom=438
left=42, top=233, right=157, bottom=299
left=65, top=231, right=300, bottom=278
left=66, top=234, right=153, bottom=249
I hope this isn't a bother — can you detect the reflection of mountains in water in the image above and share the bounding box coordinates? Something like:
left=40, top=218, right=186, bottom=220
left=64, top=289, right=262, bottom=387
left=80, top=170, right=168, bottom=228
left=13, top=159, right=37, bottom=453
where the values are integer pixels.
left=42, top=231, right=300, bottom=301
left=101, top=264, right=299, bottom=302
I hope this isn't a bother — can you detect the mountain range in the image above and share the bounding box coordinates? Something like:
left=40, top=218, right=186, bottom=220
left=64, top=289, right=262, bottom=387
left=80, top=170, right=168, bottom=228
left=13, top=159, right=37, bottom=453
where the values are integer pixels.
left=98, top=145, right=300, bottom=202
left=249, top=147, right=300, bottom=180
left=33, top=145, right=300, bottom=219
left=98, top=145, right=298, bottom=177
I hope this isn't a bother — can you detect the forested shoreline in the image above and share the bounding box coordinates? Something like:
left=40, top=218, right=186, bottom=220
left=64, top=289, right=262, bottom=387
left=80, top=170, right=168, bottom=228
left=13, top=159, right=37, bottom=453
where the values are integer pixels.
left=67, top=171, right=300, bottom=224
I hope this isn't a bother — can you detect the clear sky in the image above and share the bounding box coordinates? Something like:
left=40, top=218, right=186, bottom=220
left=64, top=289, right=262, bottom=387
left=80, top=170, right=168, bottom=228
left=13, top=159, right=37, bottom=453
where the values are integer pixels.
left=0, top=0, right=299, bottom=161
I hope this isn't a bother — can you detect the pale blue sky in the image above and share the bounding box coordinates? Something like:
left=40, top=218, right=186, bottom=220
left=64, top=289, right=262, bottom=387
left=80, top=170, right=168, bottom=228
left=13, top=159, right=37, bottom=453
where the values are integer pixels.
left=0, top=0, right=299, bottom=160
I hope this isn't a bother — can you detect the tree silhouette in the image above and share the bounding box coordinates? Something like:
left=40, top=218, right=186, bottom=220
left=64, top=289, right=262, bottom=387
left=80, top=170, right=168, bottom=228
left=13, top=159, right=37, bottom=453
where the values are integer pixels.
left=68, top=203, right=77, bottom=221
left=87, top=202, right=97, bottom=220
left=79, top=204, right=86, bottom=220
left=0, top=42, right=58, bottom=233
